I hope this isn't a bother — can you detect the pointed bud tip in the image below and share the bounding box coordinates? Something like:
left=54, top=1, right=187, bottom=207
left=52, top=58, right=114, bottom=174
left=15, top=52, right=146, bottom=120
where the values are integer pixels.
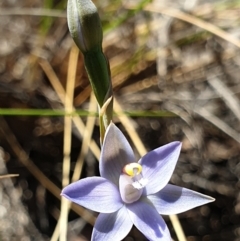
left=67, top=0, right=103, bottom=53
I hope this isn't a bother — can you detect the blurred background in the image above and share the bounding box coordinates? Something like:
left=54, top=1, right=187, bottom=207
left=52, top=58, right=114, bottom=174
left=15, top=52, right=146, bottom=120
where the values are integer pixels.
left=0, top=0, right=240, bottom=240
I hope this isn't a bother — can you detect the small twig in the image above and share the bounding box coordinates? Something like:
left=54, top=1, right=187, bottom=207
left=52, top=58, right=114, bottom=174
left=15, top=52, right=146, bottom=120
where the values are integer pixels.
left=0, top=174, right=19, bottom=179
left=0, top=8, right=66, bottom=18
left=39, top=59, right=100, bottom=159
left=59, top=45, right=79, bottom=241
left=169, top=215, right=187, bottom=241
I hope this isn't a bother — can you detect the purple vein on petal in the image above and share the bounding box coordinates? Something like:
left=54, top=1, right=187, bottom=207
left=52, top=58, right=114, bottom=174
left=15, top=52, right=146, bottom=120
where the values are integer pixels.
left=147, top=184, right=215, bottom=215
left=61, top=177, right=123, bottom=213
left=92, top=206, right=133, bottom=241
left=100, top=123, right=136, bottom=186
left=127, top=200, right=171, bottom=241
left=139, top=141, right=182, bottom=195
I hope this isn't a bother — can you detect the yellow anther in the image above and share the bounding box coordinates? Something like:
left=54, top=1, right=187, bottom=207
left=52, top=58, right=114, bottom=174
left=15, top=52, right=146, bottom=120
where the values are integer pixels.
left=123, top=163, right=142, bottom=177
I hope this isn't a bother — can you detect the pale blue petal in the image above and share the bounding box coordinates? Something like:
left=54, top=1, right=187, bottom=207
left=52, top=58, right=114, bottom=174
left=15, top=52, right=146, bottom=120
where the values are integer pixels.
left=139, top=141, right=182, bottom=195
left=147, top=184, right=215, bottom=215
left=127, top=200, right=171, bottom=241
left=92, top=206, right=133, bottom=241
left=100, top=123, right=136, bottom=186
left=61, top=177, right=123, bottom=213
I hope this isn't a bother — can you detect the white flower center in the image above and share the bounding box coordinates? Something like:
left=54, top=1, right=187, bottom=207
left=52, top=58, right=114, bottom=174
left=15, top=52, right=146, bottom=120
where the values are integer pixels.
left=119, top=163, right=148, bottom=203
left=123, top=163, right=148, bottom=190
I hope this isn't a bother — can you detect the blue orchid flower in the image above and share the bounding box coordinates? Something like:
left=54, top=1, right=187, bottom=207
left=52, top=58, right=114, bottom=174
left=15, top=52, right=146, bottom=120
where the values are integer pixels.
left=61, top=123, right=214, bottom=241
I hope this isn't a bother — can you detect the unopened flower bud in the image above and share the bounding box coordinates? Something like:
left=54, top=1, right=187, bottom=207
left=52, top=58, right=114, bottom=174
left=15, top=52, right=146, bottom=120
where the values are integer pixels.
left=67, top=0, right=103, bottom=53
left=67, top=0, right=113, bottom=139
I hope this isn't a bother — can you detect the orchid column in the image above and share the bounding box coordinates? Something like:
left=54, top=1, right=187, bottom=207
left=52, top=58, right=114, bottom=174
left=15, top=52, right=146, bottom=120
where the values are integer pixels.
left=67, top=0, right=113, bottom=142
